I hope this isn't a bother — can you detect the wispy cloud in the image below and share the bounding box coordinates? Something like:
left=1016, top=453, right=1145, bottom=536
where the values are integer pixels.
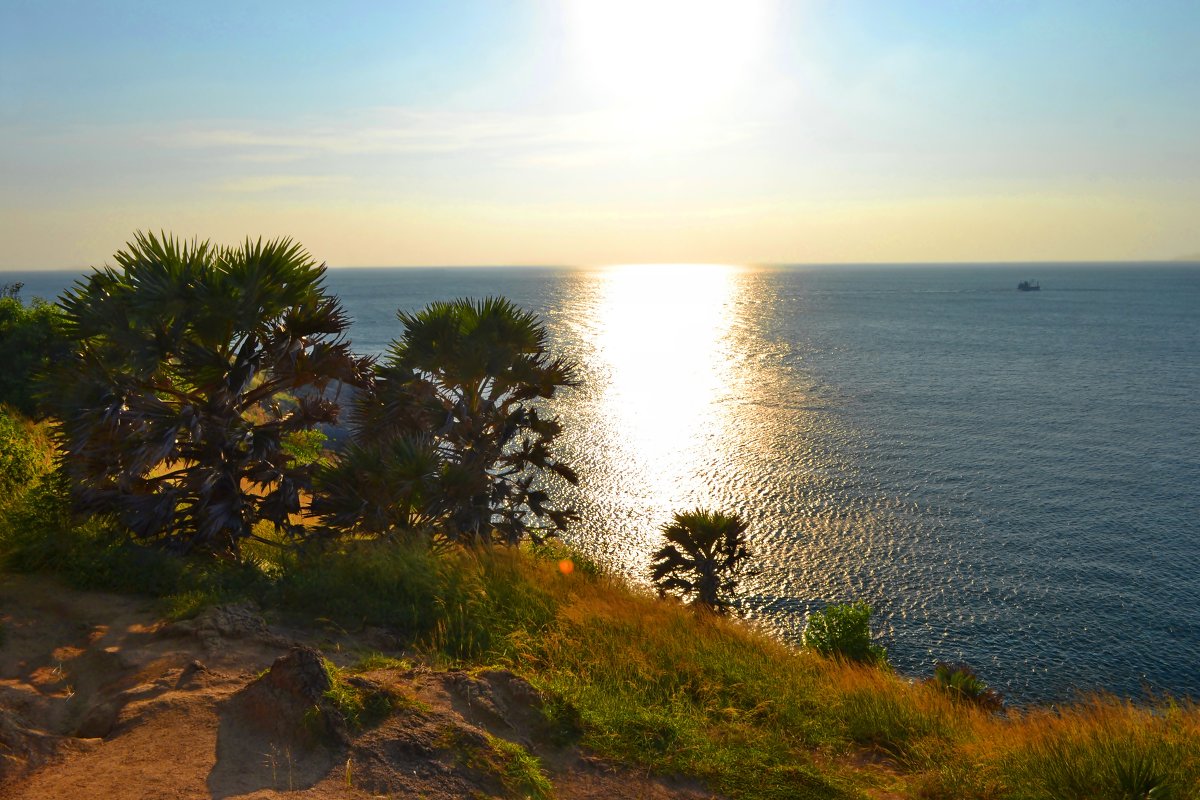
left=217, top=174, right=348, bottom=193
left=150, top=106, right=760, bottom=168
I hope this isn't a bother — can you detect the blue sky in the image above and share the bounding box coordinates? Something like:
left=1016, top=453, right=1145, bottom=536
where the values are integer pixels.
left=2, top=0, right=1198, bottom=267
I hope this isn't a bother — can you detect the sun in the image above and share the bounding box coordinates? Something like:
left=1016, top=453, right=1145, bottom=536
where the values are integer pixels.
left=567, top=0, right=773, bottom=114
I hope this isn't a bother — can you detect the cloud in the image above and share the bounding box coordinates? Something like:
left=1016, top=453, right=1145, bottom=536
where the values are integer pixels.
left=149, top=106, right=760, bottom=169
left=216, top=174, right=348, bottom=193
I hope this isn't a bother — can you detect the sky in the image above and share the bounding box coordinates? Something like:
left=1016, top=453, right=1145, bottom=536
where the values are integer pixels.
left=2, top=0, right=1198, bottom=269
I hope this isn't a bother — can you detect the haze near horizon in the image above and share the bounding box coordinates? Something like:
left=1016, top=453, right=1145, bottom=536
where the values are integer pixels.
left=2, top=0, right=1198, bottom=269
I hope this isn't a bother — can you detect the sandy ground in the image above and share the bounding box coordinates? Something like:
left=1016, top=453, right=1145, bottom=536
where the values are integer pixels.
left=0, top=572, right=723, bottom=799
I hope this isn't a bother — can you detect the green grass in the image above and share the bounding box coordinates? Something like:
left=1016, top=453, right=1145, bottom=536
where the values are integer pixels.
left=352, top=651, right=416, bottom=672
left=438, top=725, right=554, bottom=800
left=320, top=658, right=397, bottom=732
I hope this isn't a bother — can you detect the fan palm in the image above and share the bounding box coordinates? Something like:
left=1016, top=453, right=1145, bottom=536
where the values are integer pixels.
left=650, top=509, right=753, bottom=614
left=327, top=296, right=579, bottom=544
left=51, top=231, right=370, bottom=555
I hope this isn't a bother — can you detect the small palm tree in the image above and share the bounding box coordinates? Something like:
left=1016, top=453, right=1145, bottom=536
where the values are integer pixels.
left=649, top=509, right=753, bottom=614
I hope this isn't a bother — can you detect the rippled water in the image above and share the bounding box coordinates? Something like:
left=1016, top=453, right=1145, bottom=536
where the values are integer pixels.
left=10, top=263, right=1200, bottom=702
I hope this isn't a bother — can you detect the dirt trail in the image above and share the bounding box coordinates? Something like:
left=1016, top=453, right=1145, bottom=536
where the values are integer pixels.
left=0, top=573, right=719, bottom=799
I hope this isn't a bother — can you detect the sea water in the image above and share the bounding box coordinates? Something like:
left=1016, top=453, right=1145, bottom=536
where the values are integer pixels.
left=9, top=263, right=1199, bottom=702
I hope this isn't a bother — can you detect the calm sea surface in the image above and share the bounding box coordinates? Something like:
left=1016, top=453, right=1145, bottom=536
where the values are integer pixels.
left=8, top=263, right=1200, bottom=703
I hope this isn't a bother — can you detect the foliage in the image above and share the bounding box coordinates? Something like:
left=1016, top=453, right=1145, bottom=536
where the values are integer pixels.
left=515, top=561, right=854, bottom=799
left=320, top=658, right=396, bottom=732
left=649, top=509, right=754, bottom=614
left=930, top=697, right=1200, bottom=800
left=315, top=296, right=579, bottom=545
left=280, top=428, right=330, bottom=467
left=49, top=231, right=369, bottom=555
left=831, top=667, right=958, bottom=768
left=274, top=539, right=559, bottom=660
left=0, top=407, right=52, bottom=500
left=0, top=288, right=72, bottom=418
left=438, top=726, right=554, bottom=800
left=927, top=661, right=1003, bottom=711
left=802, top=601, right=887, bottom=665
left=311, top=435, right=444, bottom=538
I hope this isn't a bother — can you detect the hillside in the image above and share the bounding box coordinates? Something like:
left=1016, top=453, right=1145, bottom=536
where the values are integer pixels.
left=0, top=572, right=722, bottom=799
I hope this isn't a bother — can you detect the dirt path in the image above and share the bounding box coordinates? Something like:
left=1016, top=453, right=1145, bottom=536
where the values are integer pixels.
left=0, top=573, right=719, bottom=799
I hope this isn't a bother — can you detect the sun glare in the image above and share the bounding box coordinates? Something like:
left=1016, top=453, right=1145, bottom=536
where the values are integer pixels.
left=590, top=263, right=743, bottom=514
left=567, top=0, right=772, bottom=113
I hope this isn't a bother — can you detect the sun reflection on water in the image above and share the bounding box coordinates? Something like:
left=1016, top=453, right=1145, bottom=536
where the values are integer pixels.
left=573, top=263, right=748, bottom=555
left=597, top=264, right=739, bottom=452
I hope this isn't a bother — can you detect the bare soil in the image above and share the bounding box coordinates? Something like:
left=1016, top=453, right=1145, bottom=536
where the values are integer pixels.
left=0, top=573, right=720, bottom=799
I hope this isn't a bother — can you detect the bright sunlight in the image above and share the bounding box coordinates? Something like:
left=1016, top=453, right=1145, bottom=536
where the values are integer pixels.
left=567, top=0, right=774, bottom=113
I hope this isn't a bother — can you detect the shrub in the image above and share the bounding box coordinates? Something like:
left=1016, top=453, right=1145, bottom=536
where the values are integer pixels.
left=927, top=662, right=1003, bottom=711
left=984, top=698, right=1200, bottom=800
left=0, top=407, right=52, bottom=500
left=281, top=429, right=331, bottom=467
left=802, top=601, right=887, bottom=664
left=0, top=290, right=72, bottom=418
left=272, top=540, right=558, bottom=661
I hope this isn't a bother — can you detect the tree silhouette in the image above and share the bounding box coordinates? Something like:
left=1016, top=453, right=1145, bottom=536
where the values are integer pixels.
left=315, top=296, right=579, bottom=544
left=650, top=509, right=753, bottom=614
left=52, top=231, right=369, bottom=555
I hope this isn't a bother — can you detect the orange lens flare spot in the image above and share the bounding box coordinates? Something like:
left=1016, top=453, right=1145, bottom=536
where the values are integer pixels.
left=558, top=559, right=575, bottom=575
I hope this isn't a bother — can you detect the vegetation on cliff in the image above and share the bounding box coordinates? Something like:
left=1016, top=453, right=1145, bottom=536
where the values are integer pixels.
left=2, top=233, right=1198, bottom=799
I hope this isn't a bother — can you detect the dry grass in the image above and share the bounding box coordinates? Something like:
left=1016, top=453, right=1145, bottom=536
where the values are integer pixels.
left=490, top=552, right=1200, bottom=799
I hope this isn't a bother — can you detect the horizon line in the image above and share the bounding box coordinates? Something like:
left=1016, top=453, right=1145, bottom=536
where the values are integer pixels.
left=4, top=257, right=1199, bottom=274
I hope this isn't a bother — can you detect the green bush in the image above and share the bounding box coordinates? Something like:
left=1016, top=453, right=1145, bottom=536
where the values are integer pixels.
left=0, top=407, right=50, bottom=500
left=0, top=293, right=71, bottom=418
left=927, top=662, right=1003, bottom=711
left=0, top=466, right=267, bottom=606
left=281, top=429, right=330, bottom=467
left=802, top=601, right=887, bottom=665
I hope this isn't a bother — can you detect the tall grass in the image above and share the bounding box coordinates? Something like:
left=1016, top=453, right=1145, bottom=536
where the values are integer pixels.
left=947, top=697, right=1200, bottom=800
left=273, top=540, right=558, bottom=661
left=504, top=572, right=855, bottom=799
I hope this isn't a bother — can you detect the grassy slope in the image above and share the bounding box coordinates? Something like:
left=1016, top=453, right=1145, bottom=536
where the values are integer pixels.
left=2, top=415, right=1199, bottom=799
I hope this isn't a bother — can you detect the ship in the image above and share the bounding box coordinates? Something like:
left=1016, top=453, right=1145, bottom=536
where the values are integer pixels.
left=1017, top=280, right=1040, bottom=291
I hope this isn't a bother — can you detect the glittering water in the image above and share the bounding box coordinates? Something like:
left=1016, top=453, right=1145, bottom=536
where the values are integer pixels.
left=9, top=263, right=1200, bottom=702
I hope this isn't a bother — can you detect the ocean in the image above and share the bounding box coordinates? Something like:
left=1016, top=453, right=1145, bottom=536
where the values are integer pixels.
left=7, top=262, right=1199, bottom=703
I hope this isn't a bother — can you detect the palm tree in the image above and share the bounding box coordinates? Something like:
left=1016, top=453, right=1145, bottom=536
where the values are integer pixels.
left=325, top=296, right=579, bottom=544
left=310, top=434, right=444, bottom=539
left=650, top=509, right=753, bottom=614
left=51, top=231, right=369, bottom=555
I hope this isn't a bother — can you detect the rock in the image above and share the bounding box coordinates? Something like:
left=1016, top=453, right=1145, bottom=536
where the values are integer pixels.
left=163, top=603, right=280, bottom=651
left=443, top=669, right=549, bottom=747
left=194, top=603, right=269, bottom=639
left=0, top=707, right=89, bottom=783
left=206, top=646, right=341, bottom=799
left=174, top=659, right=209, bottom=689
left=362, top=626, right=402, bottom=652
left=73, top=699, right=121, bottom=739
